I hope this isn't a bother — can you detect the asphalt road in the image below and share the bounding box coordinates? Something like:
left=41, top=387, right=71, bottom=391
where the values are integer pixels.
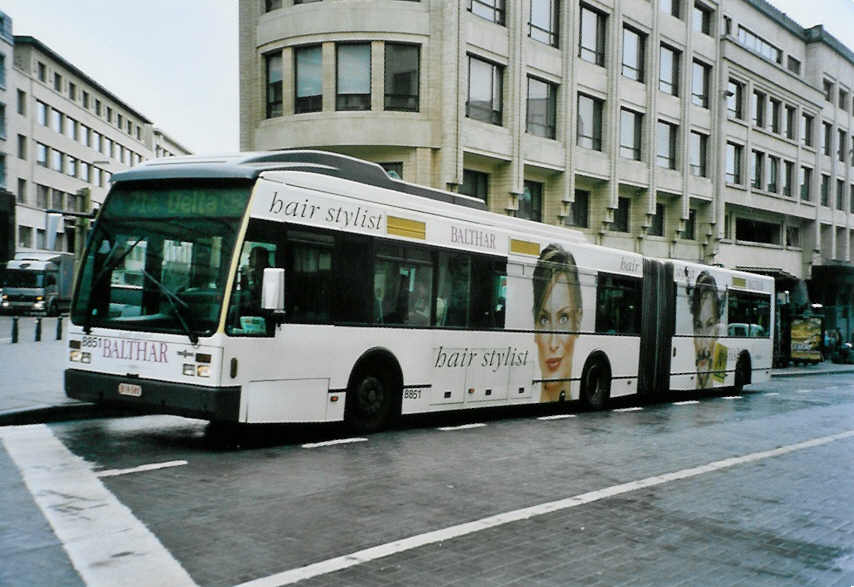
left=2, top=374, right=854, bottom=586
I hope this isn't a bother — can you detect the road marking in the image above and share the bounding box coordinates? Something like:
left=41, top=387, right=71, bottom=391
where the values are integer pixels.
left=237, top=428, right=854, bottom=587
left=96, top=460, right=188, bottom=478
left=765, top=392, right=780, bottom=396
left=673, top=400, right=700, bottom=405
left=0, top=424, right=196, bottom=586
left=612, top=407, right=643, bottom=412
left=302, top=438, right=368, bottom=449
left=437, top=423, right=486, bottom=431
left=796, top=389, right=813, bottom=394
left=537, top=414, right=577, bottom=421
left=721, top=396, right=742, bottom=400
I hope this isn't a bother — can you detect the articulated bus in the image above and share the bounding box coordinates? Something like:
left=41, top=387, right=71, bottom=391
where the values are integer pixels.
left=65, top=151, right=774, bottom=432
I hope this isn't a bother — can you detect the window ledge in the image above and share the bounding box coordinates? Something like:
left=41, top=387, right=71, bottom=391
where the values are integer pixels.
left=734, top=240, right=783, bottom=249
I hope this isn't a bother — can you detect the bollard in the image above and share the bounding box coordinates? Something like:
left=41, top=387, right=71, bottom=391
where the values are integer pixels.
left=56, top=315, right=63, bottom=340
left=11, top=316, right=18, bottom=343
left=35, top=317, right=42, bottom=342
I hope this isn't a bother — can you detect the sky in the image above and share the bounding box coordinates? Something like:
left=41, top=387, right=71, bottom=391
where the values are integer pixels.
left=2, top=1, right=854, bottom=157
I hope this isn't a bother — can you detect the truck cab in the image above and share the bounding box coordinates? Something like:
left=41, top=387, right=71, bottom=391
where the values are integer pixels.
left=0, top=252, right=74, bottom=316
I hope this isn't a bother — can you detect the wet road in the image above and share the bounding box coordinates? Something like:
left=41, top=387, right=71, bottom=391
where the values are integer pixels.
left=2, top=374, right=854, bottom=586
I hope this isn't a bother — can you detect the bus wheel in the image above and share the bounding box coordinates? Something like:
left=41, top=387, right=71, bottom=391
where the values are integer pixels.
left=581, top=357, right=610, bottom=410
left=346, top=372, right=394, bottom=434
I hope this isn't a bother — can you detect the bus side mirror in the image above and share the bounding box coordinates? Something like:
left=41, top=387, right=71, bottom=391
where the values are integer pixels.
left=261, top=268, right=285, bottom=318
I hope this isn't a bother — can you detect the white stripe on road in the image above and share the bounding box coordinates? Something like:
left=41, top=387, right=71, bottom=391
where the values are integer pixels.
left=612, top=407, right=643, bottom=412
left=0, top=425, right=196, bottom=586
left=96, top=460, right=188, bottom=478
left=302, top=438, right=368, bottom=449
left=235, top=429, right=854, bottom=587
left=765, top=392, right=780, bottom=396
left=796, top=389, right=813, bottom=394
left=721, top=396, right=742, bottom=400
left=537, top=414, right=577, bottom=421
left=437, top=423, right=486, bottom=431
left=673, top=400, right=700, bottom=405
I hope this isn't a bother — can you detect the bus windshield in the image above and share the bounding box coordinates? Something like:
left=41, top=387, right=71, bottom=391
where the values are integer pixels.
left=71, top=181, right=252, bottom=339
left=0, top=269, right=44, bottom=288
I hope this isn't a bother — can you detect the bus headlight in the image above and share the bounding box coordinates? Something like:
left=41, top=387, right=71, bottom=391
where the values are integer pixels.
left=183, top=363, right=195, bottom=376
left=196, top=365, right=210, bottom=378
left=70, top=350, right=81, bottom=362
left=81, top=352, right=91, bottom=364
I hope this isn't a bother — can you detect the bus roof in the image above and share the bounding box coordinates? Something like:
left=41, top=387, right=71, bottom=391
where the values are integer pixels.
left=111, top=151, right=488, bottom=211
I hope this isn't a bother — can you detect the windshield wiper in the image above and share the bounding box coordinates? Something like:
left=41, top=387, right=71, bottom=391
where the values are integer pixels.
left=139, top=268, right=198, bottom=345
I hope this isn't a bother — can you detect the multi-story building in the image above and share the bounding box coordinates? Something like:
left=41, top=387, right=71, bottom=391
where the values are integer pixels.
left=239, top=0, right=854, bottom=341
left=0, top=11, right=191, bottom=257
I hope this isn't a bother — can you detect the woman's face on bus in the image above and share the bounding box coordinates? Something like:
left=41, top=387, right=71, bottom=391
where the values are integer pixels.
left=535, top=274, right=579, bottom=398
left=693, top=291, right=720, bottom=387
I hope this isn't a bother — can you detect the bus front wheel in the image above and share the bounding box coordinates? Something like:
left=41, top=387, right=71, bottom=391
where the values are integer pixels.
left=345, top=372, right=395, bottom=434
left=580, top=356, right=611, bottom=410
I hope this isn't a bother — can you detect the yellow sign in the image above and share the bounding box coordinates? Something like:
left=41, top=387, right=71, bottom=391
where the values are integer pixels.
left=386, top=216, right=426, bottom=240
left=510, top=239, right=540, bottom=256
left=712, top=342, right=728, bottom=383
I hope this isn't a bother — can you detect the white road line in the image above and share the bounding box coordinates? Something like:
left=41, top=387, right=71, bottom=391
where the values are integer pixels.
left=437, top=423, right=486, bottom=431
left=612, top=407, right=643, bottom=412
left=537, top=414, right=577, bottom=421
left=96, top=460, right=188, bottom=478
left=301, top=438, right=368, bottom=449
left=721, top=396, right=742, bottom=400
left=673, top=400, right=700, bottom=405
left=237, top=428, right=854, bottom=587
left=0, top=424, right=196, bottom=586
left=765, top=392, right=780, bottom=396
left=796, top=389, right=813, bottom=394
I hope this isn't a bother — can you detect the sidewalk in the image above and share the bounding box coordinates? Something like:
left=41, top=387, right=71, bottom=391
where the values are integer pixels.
left=0, top=316, right=853, bottom=426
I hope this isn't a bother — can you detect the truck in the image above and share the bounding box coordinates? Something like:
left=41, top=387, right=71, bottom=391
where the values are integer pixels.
left=0, top=251, right=75, bottom=316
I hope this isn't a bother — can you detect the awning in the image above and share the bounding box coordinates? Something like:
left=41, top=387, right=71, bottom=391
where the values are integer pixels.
left=735, top=267, right=800, bottom=282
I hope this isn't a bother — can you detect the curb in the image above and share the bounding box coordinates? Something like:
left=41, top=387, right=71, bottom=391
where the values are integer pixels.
left=771, top=367, right=854, bottom=378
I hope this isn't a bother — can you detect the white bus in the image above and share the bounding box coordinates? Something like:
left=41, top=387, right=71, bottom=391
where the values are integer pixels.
left=65, top=151, right=774, bottom=432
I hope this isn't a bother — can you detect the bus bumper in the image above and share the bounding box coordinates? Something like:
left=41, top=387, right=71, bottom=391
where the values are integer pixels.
left=65, top=369, right=240, bottom=421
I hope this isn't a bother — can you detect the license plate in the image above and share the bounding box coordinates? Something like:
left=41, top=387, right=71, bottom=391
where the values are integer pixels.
left=118, top=383, right=142, bottom=397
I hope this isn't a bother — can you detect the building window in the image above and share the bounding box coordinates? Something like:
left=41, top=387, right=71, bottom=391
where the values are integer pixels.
left=37, top=143, right=48, bottom=167
left=661, top=0, right=680, bottom=18
left=37, top=62, right=46, bottom=82
left=767, top=156, right=779, bottom=193
left=577, top=94, right=603, bottom=151
left=17, top=179, right=26, bottom=204
left=800, top=166, right=812, bottom=201
left=613, top=197, right=630, bottom=232
left=469, top=0, right=505, bottom=25
left=17, top=135, right=26, bottom=159
left=839, top=130, right=847, bottom=163
left=656, top=120, right=677, bottom=169
left=467, top=55, right=503, bottom=125
left=823, top=79, right=834, bottom=103
left=693, top=3, right=711, bottom=34
left=785, top=105, right=796, bottom=139
left=783, top=161, right=794, bottom=196
left=752, top=90, right=765, bottom=128
left=851, top=185, right=854, bottom=213
left=106, top=106, right=112, bottom=123
left=380, top=162, right=403, bottom=179
left=689, top=131, right=707, bottom=177
left=0, top=54, right=4, bottom=87
left=737, top=26, right=781, bottom=64
left=519, top=181, right=543, bottom=222
left=529, top=0, right=559, bottom=47
left=837, top=179, right=845, bottom=210
left=53, top=72, right=62, bottom=92
left=787, top=56, right=801, bottom=75
left=264, top=52, right=282, bottom=118
left=726, top=142, right=742, bottom=184
left=460, top=169, right=488, bottom=203
left=727, top=79, right=743, bottom=119
left=821, top=174, right=830, bottom=206
left=735, top=218, right=780, bottom=245
left=691, top=60, right=710, bottom=108
left=769, top=98, right=781, bottom=134
left=659, top=44, right=679, bottom=96
left=95, top=99, right=102, bottom=116
left=622, top=26, right=645, bottom=82
left=385, top=43, right=420, bottom=112
left=337, top=43, right=371, bottom=111
left=840, top=89, right=849, bottom=110
left=37, top=101, right=47, bottom=126
left=801, top=113, right=813, bottom=147
left=16, top=90, right=25, bottom=115
left=37, top=184, right=49, bottom=208
left=649, top=203, right=664, bottom=236
left=51, top=108, right=63, bottom=134
left=684, top=208, right=696, bottom=240
left=526, top=77, right=556, bottom=139
left=786, top=225, right=800, bottom=247
left=579, top=5, right=606, bottom=66
left=568, top=190, right=589, bottom=228
left=51, top=149, right=63, bottom=173
left=751, top=150, right=763, bottom=190
left=0, top=104, right=4, bottom=140
left=68, top=82, right=76, bottom=101
left=619, top=109, right=642, bottom=160
left=18, top=226, right=32, bottom=248
left=265, top=0, right=282, bottom=10
left=294, top=45, right=322, bottom=114
left=0, top=155, right=4, bottom=189
left=82, top=91, right=89, bottom=109
left=823, top=122, right=833, bottom=156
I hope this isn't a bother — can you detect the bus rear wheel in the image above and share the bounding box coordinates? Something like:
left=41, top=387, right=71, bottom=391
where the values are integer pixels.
left=733, top=355, right=749, bottom=394
left=581, top=357, right=611, bottom=410
left=345, top=372, right=394, bottom=434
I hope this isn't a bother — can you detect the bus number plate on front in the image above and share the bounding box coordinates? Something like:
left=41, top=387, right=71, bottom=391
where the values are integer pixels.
left=118, top=383, right=142, bottom=397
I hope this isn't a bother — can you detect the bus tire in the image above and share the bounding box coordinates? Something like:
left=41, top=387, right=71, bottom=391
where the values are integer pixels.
left=580, top=355, right=611, bottom=410
left=345, top=371, right=396, bottom=434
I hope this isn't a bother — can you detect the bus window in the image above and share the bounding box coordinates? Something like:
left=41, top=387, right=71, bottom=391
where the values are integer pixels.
left=470, top=256, right=506, bottom=329
left=375, top=243, right=433, bottom=326
left=436, top=252, right=470, bottom=327
left=595, top=273, right=642, bottom=334
left=286, top=230, right=334, bottom=324
left=727, top=290, right=770, bottom=337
